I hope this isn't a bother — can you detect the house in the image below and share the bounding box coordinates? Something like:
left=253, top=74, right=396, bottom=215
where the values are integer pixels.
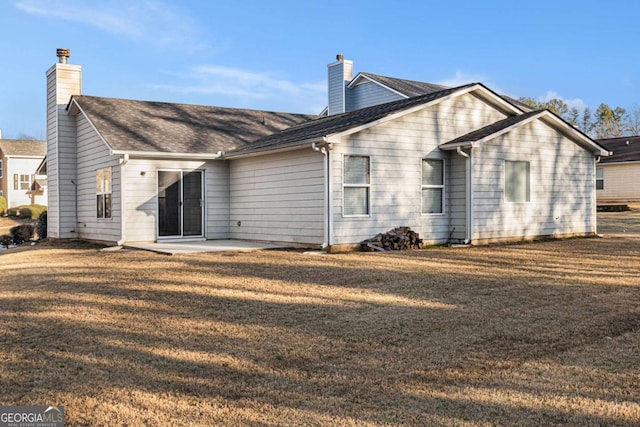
left=595, top=136, right=640, bottom=203
left=46, top=49, right=609, bottom=248
left=0, top=137, right=47, bottom=208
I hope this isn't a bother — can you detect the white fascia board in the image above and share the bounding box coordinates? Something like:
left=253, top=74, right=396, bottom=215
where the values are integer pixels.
left=224, top=138, right=325, bottom=159
left=471, top=85, right=524, bottom=115
left=324, top=84, right=481, bottom=143
left=599, top=160, right=640, bottom=166
left=3, top=155, right=45, bottom=159
left=109, top=150, right=223, bottom=160
left=439, top=141, right=473, bottom=151
left=68, top=98, right=115, bottom=154
left=347, top=73, right=409, bottom=99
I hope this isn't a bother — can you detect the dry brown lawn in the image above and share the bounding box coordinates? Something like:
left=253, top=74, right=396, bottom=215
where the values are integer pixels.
left=1, top=238, right=639, bottom=426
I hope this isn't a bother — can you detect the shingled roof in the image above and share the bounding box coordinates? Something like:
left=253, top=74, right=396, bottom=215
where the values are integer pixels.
left=355, top=72, right=533, bottom=112
left=597, top=136, right=640, bottom=163
left=356, top=72, right=449, bottom=97
left=70, top=96, right=318, bottom=154
left=0, top=139, right=46, bottom=157
left=440, top=111, right=544, bottom=149
left=226, top=83, right=476, bottom=157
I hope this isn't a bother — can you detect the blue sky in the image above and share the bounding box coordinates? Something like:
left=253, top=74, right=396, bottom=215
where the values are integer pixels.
left=1, top=0, right=639, bottom=139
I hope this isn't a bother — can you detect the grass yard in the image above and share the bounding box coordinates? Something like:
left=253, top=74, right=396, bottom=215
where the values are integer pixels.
left=1, top=238, right=639, bottom=426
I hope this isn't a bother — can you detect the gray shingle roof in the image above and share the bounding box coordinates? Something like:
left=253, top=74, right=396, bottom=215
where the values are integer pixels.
left=597, top=136, right=640, bottom=163
left=359, top=73, right=533, bottom=112
left=0, top=139, right=46, bottom=157
left=71, top=96, right=318, bottom=154
left=440, top=110, right=543, bottom=148
left=226, top=83, right=476, bottom=157
left=358, top=72, right=449, bottom=97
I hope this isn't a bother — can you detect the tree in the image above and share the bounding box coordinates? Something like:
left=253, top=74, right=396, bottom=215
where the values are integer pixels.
left=595, top=103, right=627, bottom=138
left=624, top=103, right=640, bottom=135
left=566, top=107, right=580, bottom=127
left=581, top=107, right=596, bottom=136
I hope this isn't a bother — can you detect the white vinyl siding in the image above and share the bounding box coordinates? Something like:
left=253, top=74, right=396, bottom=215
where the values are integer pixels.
left=1, top=157, right=46, bottom=208
left=46, top=63, right=81, bottom=238
left=505, top=161, right=530, bottom=203
left=75, top=113, right=121, bottom=242
left=471, top=119, right=596, bottom=242
left=422, top=159, right=444, bottom=214
left=595, top=162, right=640, bottom=202
left=331, top=92, right=506, bottom=245
left=123, top=158, right=229, bottom=243
left=229, top=149, right=324, bottom=245
left=343, top=155, right=370, bottom=216
left=347, top=80, right=405, bottom=112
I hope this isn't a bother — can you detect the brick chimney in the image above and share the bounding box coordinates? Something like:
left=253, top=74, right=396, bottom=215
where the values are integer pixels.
left=327, top=54, right=353, bottom=115
left=46, top=48, right=82, bottom=238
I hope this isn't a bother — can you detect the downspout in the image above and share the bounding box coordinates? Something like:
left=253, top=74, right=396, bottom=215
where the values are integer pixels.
left=312, top=142, right=332, bottom=249
left=594, top=155, right=601, bottom=236
left=116, top=154, right=129, bottom=246
left=456, top=147, right=472, bottom=244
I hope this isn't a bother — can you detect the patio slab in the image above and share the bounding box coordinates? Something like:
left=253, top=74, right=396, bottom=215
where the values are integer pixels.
left=124, top=239, right=292, bottom=255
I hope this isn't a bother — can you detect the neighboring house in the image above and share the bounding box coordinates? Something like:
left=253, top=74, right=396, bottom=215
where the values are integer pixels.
left=0, top=138, right=47, bottom=208
left=46, top=49, right=608, bottom=248
left=595, top=136, right=640, bottom=203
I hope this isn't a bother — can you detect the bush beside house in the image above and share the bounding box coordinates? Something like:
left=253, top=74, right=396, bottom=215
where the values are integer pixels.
left=7, top=204, right=47, bottom=219
left=0, top=196, right=7, bottom=216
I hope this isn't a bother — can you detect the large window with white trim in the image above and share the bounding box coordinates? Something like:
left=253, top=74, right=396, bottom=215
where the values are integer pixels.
left=505, top=160, right=530, bottom=203
left=96, top=167, right=112, bottom=219
left=343, top=155, right=370, bottom=216
left=422, top=158, right=444, bottom=214
left=596, top=168, right=604, bottom=190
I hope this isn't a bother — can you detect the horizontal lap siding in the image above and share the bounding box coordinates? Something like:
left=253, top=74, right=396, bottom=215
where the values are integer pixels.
left=332, top=93, right=506, bottom=245
left=596, top=163, right=640, bottom=202
left=75, top=114, right=122, bottom=243
left=229, top=149, right=324, bottom=245
left=123, top=159, right=229, bottom=243
left=347, top=81, right=404, bottom=111
left=472, top=120, right=596, bottom=241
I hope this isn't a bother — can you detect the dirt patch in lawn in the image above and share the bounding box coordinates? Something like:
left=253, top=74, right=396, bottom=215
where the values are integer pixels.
left=1, top=239, right=639, bottom=426
left=598, top=203, right=640, bottom=235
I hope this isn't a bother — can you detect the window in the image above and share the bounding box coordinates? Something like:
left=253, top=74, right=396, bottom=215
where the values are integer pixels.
left=0, top=159, right=3, bottom=178
left=96, top=167, right=112, bottom=219
left=422, top=158, right=444, bottom=214
left=505, top=161, right=530, bottom=203
left=343, top=155, right=370, bottom=216
left=596, top=168, right=604, bottom=190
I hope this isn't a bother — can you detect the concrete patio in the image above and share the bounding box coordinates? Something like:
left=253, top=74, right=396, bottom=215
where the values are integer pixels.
left=124, top=239, right=293, bottom=255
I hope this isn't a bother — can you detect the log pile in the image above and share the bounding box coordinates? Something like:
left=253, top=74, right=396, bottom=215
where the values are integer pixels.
left=360, top=227, right=423, bottom=252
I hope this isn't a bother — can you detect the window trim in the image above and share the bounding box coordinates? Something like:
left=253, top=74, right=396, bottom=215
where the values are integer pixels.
left=596, top=168, right=604, bottom=191
left=19, top=174, right=30, bottom=190
left=504, top=160, right=531, bottom=203
left=96, top=167, right=112, bottom=219
left=342, top=154, right=371, bottom=218
left=421, top=158, right=445, bottom=215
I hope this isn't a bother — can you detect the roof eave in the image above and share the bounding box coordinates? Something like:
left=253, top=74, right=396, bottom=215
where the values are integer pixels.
left=224, top=137, right=325, bottom=159
left=110, top=150, right=225, bottom=160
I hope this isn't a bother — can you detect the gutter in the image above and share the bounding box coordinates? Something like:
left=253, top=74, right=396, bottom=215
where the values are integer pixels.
left=456, top=147, right=472, bottom=244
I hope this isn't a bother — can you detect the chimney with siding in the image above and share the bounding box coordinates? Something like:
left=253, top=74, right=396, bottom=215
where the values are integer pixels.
left=46, top=48, right=82, bottom=238
left=327, top=54, right=353, bottom=115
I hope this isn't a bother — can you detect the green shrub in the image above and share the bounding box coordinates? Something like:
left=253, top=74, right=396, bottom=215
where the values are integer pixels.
left=0, top=196, right=6, bottom=216
left=0, top=234, right=11, bottom=249
left=10, top=224, right=34, bottom=245
left=7, top=204, right=47, bottom=219
left=36, top=210, right=47, bottom=240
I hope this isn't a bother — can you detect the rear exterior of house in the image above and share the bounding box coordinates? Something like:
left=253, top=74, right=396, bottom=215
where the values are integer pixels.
left=46, top=50, right=606, bottom=248
left=0, top=139, right=47, bottom=208
left=595, top=136, right=640, bottom=203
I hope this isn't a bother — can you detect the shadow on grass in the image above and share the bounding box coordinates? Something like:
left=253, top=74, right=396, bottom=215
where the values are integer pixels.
left=0, top=238, right=639, bottom=425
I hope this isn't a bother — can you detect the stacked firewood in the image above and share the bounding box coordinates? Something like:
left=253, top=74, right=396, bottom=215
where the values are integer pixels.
left=360, top=227, right=423, bottom=251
